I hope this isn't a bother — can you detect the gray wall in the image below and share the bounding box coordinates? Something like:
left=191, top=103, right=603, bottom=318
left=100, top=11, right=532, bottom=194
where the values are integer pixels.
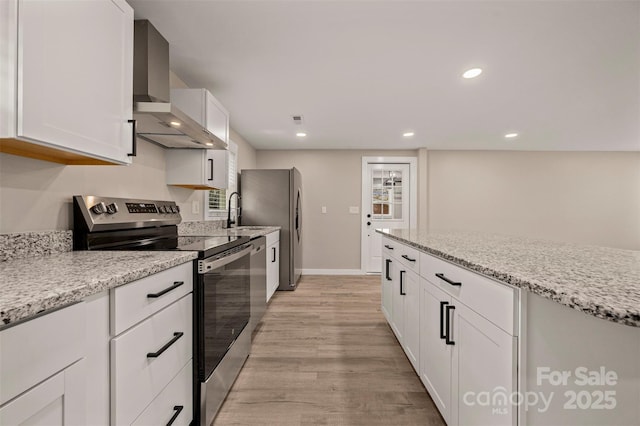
left=427, top=151, right=640, bottom=250
left=256, top=149, right=418, bottom=270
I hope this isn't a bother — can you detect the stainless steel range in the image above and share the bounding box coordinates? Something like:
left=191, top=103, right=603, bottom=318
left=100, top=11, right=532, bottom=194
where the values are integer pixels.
left=73, top=195, right=252, bottom=425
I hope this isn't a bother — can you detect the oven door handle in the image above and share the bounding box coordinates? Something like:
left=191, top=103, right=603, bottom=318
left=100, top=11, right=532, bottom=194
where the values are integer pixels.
left=198, top=244, right=253, bottom=273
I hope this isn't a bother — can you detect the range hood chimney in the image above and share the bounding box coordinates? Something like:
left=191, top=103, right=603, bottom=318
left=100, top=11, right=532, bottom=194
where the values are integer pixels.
left=133, top=20, right=226, bottom=150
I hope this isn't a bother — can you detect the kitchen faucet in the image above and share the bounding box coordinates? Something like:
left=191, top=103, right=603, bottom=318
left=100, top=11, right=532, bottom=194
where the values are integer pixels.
left=227, top=192, right=241, bottom=228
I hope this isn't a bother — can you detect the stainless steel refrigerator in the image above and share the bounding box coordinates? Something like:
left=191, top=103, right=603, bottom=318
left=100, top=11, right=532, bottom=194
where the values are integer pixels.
left=240, top=168, right=302, bottom=290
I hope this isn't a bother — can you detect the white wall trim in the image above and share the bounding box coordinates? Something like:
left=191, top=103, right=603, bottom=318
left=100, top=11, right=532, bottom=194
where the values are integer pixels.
left=302, top=269, right=366, bottom=276
left=360, top=156, right=418, bottom=273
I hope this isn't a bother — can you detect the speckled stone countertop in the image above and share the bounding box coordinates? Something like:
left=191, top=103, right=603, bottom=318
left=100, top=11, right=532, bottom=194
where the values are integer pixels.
left=0, top=251, right=197, bottom=327
left=179, top=225, right=281, bottom=239
left=378, top=229, right=640, bottom=327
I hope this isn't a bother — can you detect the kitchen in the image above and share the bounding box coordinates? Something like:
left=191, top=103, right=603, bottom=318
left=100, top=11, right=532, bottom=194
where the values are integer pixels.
left=0, top=1, right=639, bottom=426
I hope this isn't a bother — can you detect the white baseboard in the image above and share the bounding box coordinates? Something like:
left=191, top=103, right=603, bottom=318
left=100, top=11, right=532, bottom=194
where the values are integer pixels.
left=301, top=269, right=366, bottom=275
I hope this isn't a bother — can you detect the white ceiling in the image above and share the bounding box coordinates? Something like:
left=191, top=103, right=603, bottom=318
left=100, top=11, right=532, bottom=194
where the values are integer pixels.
left=127, top=0, right=640, bottom=151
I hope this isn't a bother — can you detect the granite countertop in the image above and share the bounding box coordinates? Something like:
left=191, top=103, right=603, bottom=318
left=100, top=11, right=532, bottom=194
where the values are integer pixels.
left=378, top=229, right=640, bottom=327
left=179, top=225, right=281, bottom=239
left=0, top=250, right=197, bottom=327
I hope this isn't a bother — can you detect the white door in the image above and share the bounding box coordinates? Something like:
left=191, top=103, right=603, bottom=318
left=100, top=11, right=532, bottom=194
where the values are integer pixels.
left=361, top=159, right=416, bottom=273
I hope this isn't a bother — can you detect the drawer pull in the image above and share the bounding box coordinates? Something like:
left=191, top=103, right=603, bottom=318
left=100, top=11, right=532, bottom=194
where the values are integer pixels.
left=384, top=244, right=394, bottom=250
left=445, top=305, right=456, bottom=345
left=439, top=301, right=449, bottom=339
left=400, top=270, right=406, bottom=295
left=166, top=405, right=184, bottom=426
left=147, top=281, right=184, bottom=298
left=435, top=273, right=462, bottom=287
left=147, top=332, right=184, bottom=358
left=401, top=254, right=416, bottom=262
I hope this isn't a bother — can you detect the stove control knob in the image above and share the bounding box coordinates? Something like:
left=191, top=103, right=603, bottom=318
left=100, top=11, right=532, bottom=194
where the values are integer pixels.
left=158, top=205, right=165, bottom=214
left=169, top=205, right=176, bottom=213
left=175, top=205, right=180, bottom=213
left=90, top=202, right=107, bottom=215
left=106, top=203, right=119, bottom=215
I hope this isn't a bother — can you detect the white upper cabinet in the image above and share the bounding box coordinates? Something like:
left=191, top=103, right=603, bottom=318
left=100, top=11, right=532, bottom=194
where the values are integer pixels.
left=166, top=149, right=229, bottom=190
left=0, top=0, right=135, bottom=165
left=170, top=88, right=229, bottom=144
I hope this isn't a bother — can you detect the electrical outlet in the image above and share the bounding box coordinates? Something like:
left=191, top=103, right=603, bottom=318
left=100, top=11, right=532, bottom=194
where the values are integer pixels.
left=192, top=200, right=200, bottom=214
left=321, top=206, right=327, bottom=214
left=349, top=206, right=359, bottom=214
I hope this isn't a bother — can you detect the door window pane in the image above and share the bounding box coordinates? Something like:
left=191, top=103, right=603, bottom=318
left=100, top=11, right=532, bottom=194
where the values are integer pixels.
left=371, top=168, right=403, bottom=220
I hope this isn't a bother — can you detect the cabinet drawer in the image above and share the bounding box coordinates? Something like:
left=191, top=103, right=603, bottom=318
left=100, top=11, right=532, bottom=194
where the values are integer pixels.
left=0, top=303, right=85, bottom=405
left=382, top=237, right=398, bottom=256
left=111, top=262, right=193, bottom=335
left=266, top=230, right=280, bottom=246
left=395, top=242, right=420, bottom=273
left=420, top=252, right=516, bottom=335
left=111, top=294, right=192, bottom=426
left=132, top=360, right=192, bottom=426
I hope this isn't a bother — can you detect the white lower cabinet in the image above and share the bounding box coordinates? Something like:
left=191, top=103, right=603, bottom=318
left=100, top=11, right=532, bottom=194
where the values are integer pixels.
left=0, top=360, right=85, bottom=426
left=266, top=230, right=280, bottom=302
left=452, top=303, right=516, bottom=426
left=382, top=235, right=518, bottom=426
left=420, top=279, right=453, bottom=423
left=0, top=303, right=86, bottom=425
left=131, top=360, right=193, bottom=426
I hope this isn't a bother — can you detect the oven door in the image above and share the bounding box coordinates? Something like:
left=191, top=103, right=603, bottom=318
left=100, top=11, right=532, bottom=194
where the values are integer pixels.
left=196, top=243, right=252, bottom=382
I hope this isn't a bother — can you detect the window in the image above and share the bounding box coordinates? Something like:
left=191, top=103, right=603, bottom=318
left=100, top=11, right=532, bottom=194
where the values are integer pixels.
left=206, top=141, right=237, bottom=218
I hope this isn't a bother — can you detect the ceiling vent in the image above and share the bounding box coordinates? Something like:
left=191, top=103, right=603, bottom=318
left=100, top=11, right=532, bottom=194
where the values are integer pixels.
left=292, top=115, right=304, bottom=125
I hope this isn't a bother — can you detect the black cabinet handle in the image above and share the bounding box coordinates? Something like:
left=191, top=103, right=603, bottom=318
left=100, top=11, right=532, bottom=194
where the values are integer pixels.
left=147, top=332, right=184, bottom=358
left=401, top=254, right=416, bottom=262
left=445, top=305, right=456, bottom=345
left=384, top=244, right=394, bottom=250
left=147, top=281, right=184, bottom=298
left=127, top=119, right=137, bottom=157
left=272, top=247, right=276, bottom=262
left=208, top=158, right=214, bottom=181
left=385, top=259, right=392, bottom=281
left=400, top=270, right=406, bottom=295
left=166, top=405, right=184, bottom=426
left=439, top=301, right=449, bottom=339
left=435, top=273, right=462, bottom=287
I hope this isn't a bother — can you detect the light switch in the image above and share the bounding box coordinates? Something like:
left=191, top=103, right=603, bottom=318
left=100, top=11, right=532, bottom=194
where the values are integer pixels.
left=192, top=200, right=200, bottom=214
left=321, top=206, right=327, bottom=214
left=349, top=206, right=359, bottom=214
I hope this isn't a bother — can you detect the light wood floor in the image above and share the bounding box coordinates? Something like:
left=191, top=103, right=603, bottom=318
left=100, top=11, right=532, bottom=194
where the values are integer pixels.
left=212, top=275, right=446, bottom=426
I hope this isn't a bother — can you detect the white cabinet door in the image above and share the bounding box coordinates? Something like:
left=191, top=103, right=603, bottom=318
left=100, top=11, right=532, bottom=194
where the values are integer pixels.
left=402, top=268, right=420, bottom=372
left=267, top=240, right=280, bottom=302
left=166, top=149, right=228, bottom=189
left=390, top=260, right=404, bottom=341
left=205, top=91, right=229, bottom=143
left=16, top=0, right=134, bottom=164
left=381, top=256, right=394, bottom=322
left=420, top=277, right=453, bottom=424
left=452, top=302, right=517, bottom=426
left=0, top=360, right=86, bottom=426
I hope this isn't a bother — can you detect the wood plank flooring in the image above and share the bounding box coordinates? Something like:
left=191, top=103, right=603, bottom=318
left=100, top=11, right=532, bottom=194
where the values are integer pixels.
left=212, top=275, right=446, bottom=426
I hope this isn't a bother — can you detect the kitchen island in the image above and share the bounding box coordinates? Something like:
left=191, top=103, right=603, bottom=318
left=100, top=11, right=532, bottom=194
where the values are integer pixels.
left=378, top=229, right=640, bottom=426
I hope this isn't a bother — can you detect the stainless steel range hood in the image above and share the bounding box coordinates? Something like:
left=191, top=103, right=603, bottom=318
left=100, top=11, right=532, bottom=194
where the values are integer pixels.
left=133, top=20, right=227, bottom=150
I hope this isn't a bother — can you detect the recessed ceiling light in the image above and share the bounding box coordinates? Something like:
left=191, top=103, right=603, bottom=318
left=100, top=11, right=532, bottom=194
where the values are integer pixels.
left=403, top=132, right=415, bottom=137
left=205, top=142, right=214, bottom=146
left=169, top=121, right=181, bottom=127
left=504, top=133, right=519, bottom=139
left=462, top=68, right=483, bottom=79
left=296, top=132, right=307, bottom=137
